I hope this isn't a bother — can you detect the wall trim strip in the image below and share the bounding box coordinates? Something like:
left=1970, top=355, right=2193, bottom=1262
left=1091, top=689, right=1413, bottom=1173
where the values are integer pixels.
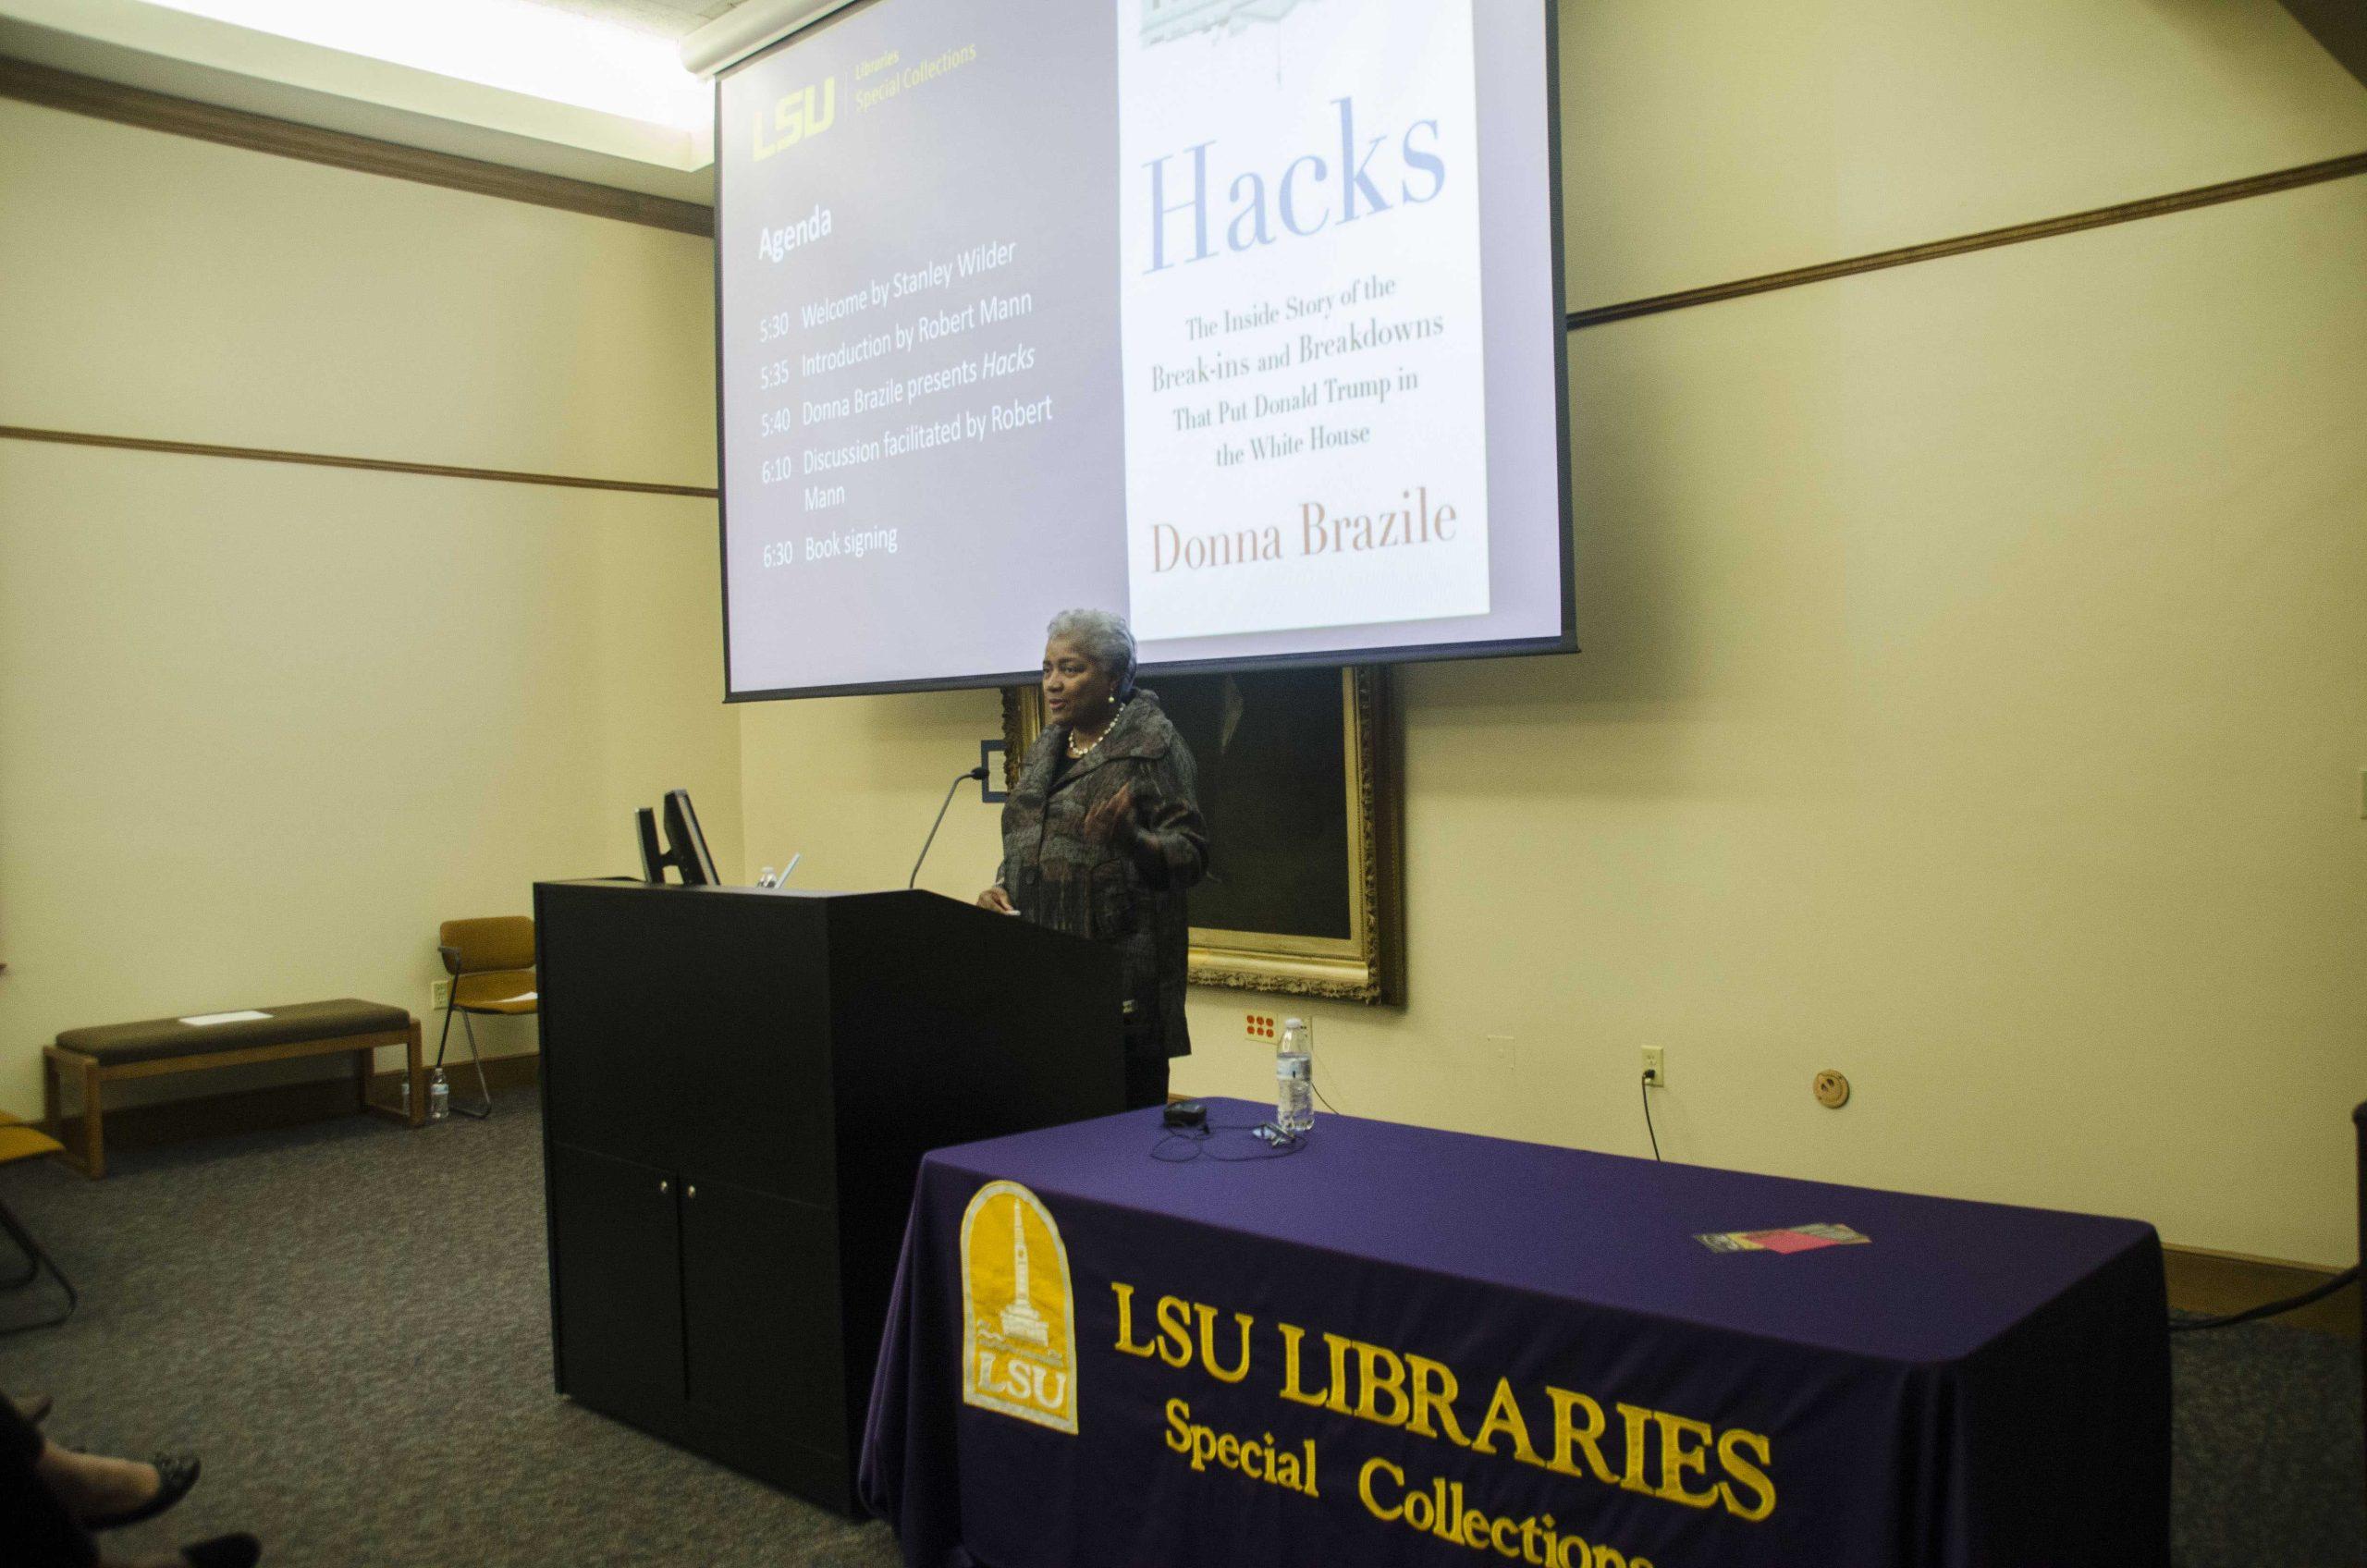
left=1568, top=150, right=2367, bottom=331
left=7, top=55, right=2362, bottom=490
left=0, top=424, right=719, bottom=499
left=0, top=55, right=715, bottom=238
left=7, top=57, right=2357, bottom=318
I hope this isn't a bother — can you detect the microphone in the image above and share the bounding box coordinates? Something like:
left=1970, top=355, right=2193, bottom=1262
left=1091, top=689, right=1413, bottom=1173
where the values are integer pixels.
left=910, top=765, right=989, bottom=889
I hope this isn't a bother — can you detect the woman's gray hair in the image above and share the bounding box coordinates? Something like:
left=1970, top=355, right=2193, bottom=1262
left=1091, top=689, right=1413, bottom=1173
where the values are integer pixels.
left=1046, top=607, right=1137, bottom=697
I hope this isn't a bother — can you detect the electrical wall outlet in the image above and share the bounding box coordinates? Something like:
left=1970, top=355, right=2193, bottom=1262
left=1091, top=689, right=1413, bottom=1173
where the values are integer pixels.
left=1245, top=1011, right=1278, bottom=1043
left=430, top=978, right=452, bottom=1013
left=1640, top=1047, right=1666, bottom=1087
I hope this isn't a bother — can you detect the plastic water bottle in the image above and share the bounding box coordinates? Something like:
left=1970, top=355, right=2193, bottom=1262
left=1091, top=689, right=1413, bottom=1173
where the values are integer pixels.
left=1275, top=1017, right=1313, bottom=1135
left=429, top=1068, right=451, bottom=1122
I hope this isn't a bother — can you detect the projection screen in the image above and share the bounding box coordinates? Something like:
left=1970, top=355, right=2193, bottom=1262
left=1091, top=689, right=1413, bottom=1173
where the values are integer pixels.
left=717, top=0, right=1569, bottom=700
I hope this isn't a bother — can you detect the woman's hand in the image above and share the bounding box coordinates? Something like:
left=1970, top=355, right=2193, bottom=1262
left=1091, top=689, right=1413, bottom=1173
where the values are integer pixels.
left=977, top=885, right=1017, bottom=914
left=1083, top=785, right=1141, bottom=847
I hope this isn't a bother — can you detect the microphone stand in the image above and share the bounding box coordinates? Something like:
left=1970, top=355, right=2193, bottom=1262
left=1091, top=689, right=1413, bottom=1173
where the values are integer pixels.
left=910, top=766, right=987, bottom=888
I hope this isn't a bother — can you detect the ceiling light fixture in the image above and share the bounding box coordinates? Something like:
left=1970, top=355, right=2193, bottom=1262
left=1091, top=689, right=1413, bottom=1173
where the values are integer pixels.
left=138, top=0, right=713, bottom=130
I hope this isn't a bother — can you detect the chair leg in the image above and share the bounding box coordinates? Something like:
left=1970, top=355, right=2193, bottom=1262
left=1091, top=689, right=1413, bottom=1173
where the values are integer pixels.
left=453, top=1011, right=494, bottom=1121
left=0, top=1199, right=78, bottom=1335
left=77, top=1058, right=104, bottom=1181
left=41, top=1049, right=92, bottom=1179
left=406, top=1016, right=425, bottom=1128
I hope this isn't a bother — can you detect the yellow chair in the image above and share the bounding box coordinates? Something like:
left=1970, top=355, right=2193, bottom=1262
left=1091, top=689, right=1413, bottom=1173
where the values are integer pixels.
left=435, top=916, right=538, bottom=1121
left=0, top=1111, right=77, bottom=1334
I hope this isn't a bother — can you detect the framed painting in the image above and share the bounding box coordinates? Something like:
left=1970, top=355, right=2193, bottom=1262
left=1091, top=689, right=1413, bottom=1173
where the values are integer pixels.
left=1003, top=665, right=1403, bottom=1003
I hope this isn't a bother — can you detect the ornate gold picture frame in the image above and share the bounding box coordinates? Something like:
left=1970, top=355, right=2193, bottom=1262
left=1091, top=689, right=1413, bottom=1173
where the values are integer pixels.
left=1003, top=667, right=1404, bottom=1003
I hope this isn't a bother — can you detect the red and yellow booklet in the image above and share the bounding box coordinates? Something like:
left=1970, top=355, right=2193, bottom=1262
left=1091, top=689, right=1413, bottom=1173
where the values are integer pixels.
left=1695, top=1222, right=1871, bottom=1254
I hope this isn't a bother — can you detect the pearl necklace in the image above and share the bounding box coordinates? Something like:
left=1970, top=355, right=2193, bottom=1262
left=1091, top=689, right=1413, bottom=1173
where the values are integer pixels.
left=1066, top=698, right=1127, bottom=759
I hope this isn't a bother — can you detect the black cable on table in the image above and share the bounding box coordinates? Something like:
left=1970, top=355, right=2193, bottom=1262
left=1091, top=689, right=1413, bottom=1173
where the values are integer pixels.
left=1151, top=1121, right=1306, bottom=1164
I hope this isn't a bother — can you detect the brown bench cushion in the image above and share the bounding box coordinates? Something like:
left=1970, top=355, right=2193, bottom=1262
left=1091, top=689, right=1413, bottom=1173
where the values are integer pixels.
left=55, top=999, right=410, bottom=1066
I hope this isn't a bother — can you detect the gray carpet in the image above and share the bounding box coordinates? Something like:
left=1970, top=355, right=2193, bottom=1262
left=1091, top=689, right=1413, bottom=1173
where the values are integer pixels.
left=0, top=1093, right=2359, bottom=1566
left=0, top=1090, right=901, bottom=1567
left=2168, top=1309, right=2363, bottom=1567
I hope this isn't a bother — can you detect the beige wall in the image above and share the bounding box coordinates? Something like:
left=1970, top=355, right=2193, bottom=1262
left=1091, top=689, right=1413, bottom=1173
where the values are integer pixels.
left=739, top=690, right=1004, bottom=908
left=0, top=98, right=735, bottom=1106
left=1177, top=178, right=2366, bottom=1268
left=742, top=0, right=2367, bottom=1267
left=4, top=1, right=2361, bottom=1268
left=1562, top=0, right=2367, bottom=305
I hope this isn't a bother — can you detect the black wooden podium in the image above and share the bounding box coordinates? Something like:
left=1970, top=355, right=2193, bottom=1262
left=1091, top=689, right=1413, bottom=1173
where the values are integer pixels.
left=533, top=880, right=1122, bottom=1511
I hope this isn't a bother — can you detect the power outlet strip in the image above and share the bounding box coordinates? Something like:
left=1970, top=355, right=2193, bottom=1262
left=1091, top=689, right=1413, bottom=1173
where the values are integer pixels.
left=1245, top=1011, right=1278, bottom=1043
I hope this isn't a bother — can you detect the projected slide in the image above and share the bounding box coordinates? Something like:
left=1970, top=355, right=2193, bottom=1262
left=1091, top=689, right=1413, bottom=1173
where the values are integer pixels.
left=1118, top=0, right=1492, bottom=641
left=718, top=0, right=1565, bottom=699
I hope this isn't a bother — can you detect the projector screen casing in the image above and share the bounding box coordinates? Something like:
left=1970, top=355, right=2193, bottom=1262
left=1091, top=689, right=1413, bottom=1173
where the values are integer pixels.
left=714, top=0, right=1573, bottom=702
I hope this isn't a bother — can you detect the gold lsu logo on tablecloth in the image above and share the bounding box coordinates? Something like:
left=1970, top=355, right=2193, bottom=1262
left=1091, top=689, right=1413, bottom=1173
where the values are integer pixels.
left=960, top=1181, right=1079, bottom=1433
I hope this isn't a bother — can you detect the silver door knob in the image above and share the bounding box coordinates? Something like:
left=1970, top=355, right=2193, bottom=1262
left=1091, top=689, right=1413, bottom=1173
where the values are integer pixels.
left=657, top=1179, right=670, bottom=1194
left=685, top=1184, right=698, bottom=1200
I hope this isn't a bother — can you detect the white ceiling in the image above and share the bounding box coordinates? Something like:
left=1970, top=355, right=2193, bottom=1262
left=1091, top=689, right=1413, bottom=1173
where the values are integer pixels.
left=0, top=0, right=757, bottom=203
left=530, top=0, right=742, bottom=41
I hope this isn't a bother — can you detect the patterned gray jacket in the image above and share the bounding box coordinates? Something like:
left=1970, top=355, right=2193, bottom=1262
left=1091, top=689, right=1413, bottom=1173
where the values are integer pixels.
left=996, top=691, right=1209, bottom=1060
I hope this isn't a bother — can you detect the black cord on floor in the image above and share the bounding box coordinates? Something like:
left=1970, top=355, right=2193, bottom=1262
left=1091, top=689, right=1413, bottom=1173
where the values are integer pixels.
left=1639, top=1075, right=1662, bottom=1161
left=2170, top=1266, right=2358, bottom=1332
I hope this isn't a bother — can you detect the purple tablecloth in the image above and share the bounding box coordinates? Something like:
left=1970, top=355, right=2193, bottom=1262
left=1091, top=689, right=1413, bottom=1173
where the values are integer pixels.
left=861, top=1100, right=2167, bottom=1567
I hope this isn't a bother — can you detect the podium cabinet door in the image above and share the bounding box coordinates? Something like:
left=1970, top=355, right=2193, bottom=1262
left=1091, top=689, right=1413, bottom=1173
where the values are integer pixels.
left=680, top=1173, right=846, bottom=1462
left=550, top=1143, right=687, bottom=1430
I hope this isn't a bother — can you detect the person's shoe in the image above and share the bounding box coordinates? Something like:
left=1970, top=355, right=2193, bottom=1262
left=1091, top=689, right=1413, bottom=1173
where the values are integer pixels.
left=84, top=1452, right=200, bottom=1530
left=180, top=1533, right=262, bottom=1568
left=12, top=1391, right=53, bottom=1425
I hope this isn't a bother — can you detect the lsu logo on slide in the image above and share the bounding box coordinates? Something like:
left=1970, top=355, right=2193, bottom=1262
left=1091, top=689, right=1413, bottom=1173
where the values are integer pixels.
left=753, top=77, right=836, bottom=160
left=960, top=1180, right=1079, bottom=1433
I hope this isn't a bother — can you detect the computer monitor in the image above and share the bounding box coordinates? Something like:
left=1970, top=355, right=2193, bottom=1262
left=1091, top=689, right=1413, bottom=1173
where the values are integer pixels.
left=637, top=789, right=720, bottom=886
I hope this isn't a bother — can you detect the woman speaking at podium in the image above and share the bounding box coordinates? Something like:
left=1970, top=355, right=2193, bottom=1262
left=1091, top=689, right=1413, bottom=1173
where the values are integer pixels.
left=980, top=609, right=1208, bottom=1109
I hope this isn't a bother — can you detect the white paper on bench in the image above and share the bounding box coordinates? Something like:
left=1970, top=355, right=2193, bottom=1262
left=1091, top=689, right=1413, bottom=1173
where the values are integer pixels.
left=178, top=1010, right=272, bottom=1026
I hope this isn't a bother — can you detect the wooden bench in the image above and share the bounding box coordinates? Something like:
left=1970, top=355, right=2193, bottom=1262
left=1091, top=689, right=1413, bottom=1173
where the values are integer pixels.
left=43, top=999, right=423, bottom=1179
